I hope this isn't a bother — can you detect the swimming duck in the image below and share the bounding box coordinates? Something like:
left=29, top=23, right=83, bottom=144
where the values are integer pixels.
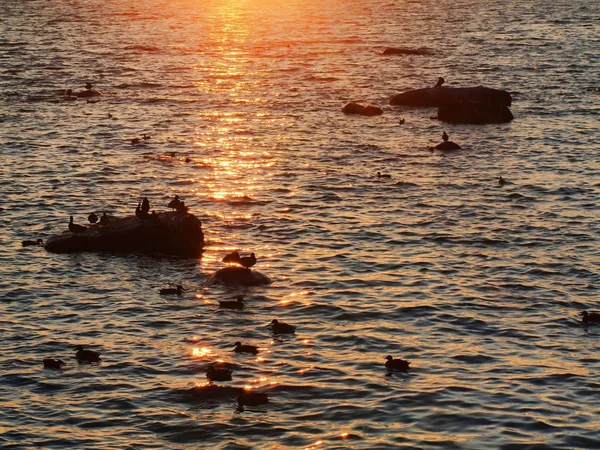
left=222, top=251, right=241, bottom=265
left=377, top=172, right=391, bottom=179
left=75, top=345, right=101, bottom=363
left=141, top=197, right=150, bottom=214
left=239, top=253, right=257, bottom=269
left=88, top=212, right=98, bottom=224
left=219, top=296, right=244, bottom=310
left=269, top=319, right=296, bottom=334
left=238, top=390, right=268, bottom=407
left=22, top=239, right=43, bottom=247
left=142, top=134, right=151, bottom=140
left=206, top=364, right=233, bottom=381
left=233, top=342, right=259, bottom=354
left=185, top=157, right=192, bottom=163
left=498, top=176, right=505, bottom=187
left=43, top=358, right=65, bottom=369
left=131, top=138, right=141, bottom=145
left=99, top=212, right=109, bottom=225
left=581, top=311, right=600, bottom=325
left=68, top=216, right=87, bottom=233
left=168, top=195, right=182, bottom=210
left=442, top=131, right=449, bottom=142
left=159, top=285, right=184, bottom=296
left=85, top=83, right=93, bottom=90
left=385, top=355, right=410, bottom=372
left=399, top=118, right=405, bottom=125
left=434, top=77, right=445, bottom=88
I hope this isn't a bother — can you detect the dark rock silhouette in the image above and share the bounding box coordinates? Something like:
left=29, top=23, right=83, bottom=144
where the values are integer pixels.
left=45, top=211, right=204, bottom=257
left=342, top=102, right=383, bottom=116
left=437, top=101, right=514, bottom=124
left=382, top=47, right=429, bottom=56
left=389, top=86, right=512, bottom=107
left=207, top=266, right=271, bottom=287
left=431, top=141, right=462, bottom=151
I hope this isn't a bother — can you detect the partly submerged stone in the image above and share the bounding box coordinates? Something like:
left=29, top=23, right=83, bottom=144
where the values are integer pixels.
left=342, top=102, right=383, bottom=116
left=382, top=47, right=429, bottom=56
left=437, top=101, right=514, bottom=124
left=431, top=141, right=462, bottom=151
left=389, top=86, right=512, bottom=107
left=207, top=267, right=272, bottom=287
left=45, top=211, right=204, bottom=257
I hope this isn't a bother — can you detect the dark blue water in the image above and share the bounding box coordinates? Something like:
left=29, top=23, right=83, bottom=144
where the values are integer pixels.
left=1, top=0, right=599, bottom=448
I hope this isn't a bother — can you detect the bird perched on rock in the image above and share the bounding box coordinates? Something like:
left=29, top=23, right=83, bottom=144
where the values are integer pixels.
left=238, top=390, right=268, bottom=407
left=377, top=171, right=391, bottom=179
left=222, top=251, right=241, bottom=265
left=168, top=195, right=182, bottom=210
left=175, top=201, right=189, bottom=214
left=219, top=296, right=244, bottom=310
left=88, top=212, right=98, bottom=224
left=159, top=285, right=184, bottom=296
left=233, top=342, right=259, bottom=354
left=442, top=131, right=449, bottom=142
left=68, top=216, right=87, bottom=233
left=269, top=319, right=296, bottom=334
left=22, top=239, right=43, bottom=247
left=43, top=358, right=65, bottom=369
left=498, top=176, right=505, bottom=187
left=141, top=197, right=150, bottom=214
left=150, top=210, right=160, bottom=222
left=135, top=203, right=148, bottom=220
left=75, top=345, right=101, bottom=363
left=385, top=355, right=410, bottom=372
left=206, top=364, right=233, bottom=381
left=581, top=311, right=600, bottom=325
left=99, top=212, right=109, bottom=225
left=239, top=253, right=257, bottom=269
left=434, top=77, right=445, bottom=88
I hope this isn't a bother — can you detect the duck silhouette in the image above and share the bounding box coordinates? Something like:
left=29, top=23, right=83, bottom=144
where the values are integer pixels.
left=222, top=251, right=241, bottom=265
left=206, top=364, right=233, bottom=382
left=385, top=355, right=410, bottom=372
left=75, top=345, right=101, bottom=363
left=442, top=131, right=449, bottom=142
left=141, top=197, right=150, bottom=214
left=22, top=239, right=43, bottom=247
left=99, top=212, right=109, bottom=225
left=68, top=216, right=87, bottom=233
left=135, top=203, right=147, bottom=220
left=239, top=253, right=256, bottom=269
left=377, top=172, right=391, bottom=179
left=88, top=212, right=98, bottom=224
left=168, top=195, right=182, bottom=210
left=142, top=134, right=152, bottom=140
left=399, top=118, right=405, bottom=125
left=43, top=358, right=65, bottom=369
left=219, top=296, right=244, bottom=310
left=581, top=311, right=600, bottom=325
left=269, top=319, right=296, bottom=334
left=238, top=390, right=268, bottom=407
left=160, top=285, right=184, bottom=296
left=434, top=77, right=445, bottom=88
left=131, top=138, right=140, bottom=145
left=233, top=342, right=259, bottom=354
left=498, top=176, right=505, bottom=187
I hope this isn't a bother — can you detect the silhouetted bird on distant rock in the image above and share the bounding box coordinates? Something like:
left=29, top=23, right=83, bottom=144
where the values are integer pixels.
left=150, top=210, right=160, bottom=222
left=22, top=239, right=43, bottom=247
left=88, top=212, right=98, bottom=224
left=581, top=311, right=600, bottom=325
left=68, top=216, right=87, bottom=233
left=269, top=319, right=296, bottom=334
left=498, top=176, right=505, bottom=187
left=239, top=253, right=256, bottom=269
left=135, top=203, right=146, bottom=220
left=141, top=197, right=150, bottom=214
left=168, top=195, right=182, bottom=210
left=99, top=212, right=109, bottom=225
left=442, top=131, right=449, bottom=142
left=385, top=355, right=410, bottom=372
left=219, top=296, right=244, bottom=310
left=75, top=345, right=101, bottom=363
left=222, top=251, right=241, bottom=265
left=160, top=284, right=184, bottom=296
left=176, top=201, right=189, bottom=214
left=43, top=358, right=65, bottom=369
left=206, top=364, right=233, bottom=381
left=434, top=77, right=445, bottom=88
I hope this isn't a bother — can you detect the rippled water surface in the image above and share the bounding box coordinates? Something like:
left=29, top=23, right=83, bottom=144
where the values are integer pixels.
left=1, top=0, right=600, bottom=448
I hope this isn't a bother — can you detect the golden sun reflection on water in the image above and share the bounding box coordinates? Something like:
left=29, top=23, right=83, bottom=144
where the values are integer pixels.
left=192, top=347, right=217, bottom=358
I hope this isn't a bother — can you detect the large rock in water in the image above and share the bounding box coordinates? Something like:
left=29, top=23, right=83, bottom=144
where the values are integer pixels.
left=382, top=47, right=429, bottom=56
left=342, top=102, right=383, bottom=116
left=437, top=101, right=514, bottom=124
left=389, top=86, right=512, bottom=107
left=45, top=212, right=204, bottom=256
left=207, top=267, right=272, bottom=287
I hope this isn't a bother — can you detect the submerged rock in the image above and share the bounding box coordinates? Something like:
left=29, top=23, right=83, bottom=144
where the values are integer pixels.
left=431, top=141, right=462, bottom=151
left=437, top=101, right=514, bottom=124
left=45, top=211, right=204, bottom=257
left=342, top=102, right=383, bottom=116
left=389, top=86, right=512, bottom=107
left=382, top=47, right=429, bottom=56
left=207, top=267, right=272, bottom=287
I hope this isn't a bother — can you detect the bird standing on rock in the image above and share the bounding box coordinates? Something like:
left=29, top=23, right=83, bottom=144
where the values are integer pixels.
left=88, top=212, right=98, bottom=224
left=141, top=197, right=150, bottom=214
left=385, top=355, right=410, bottom=371
left=168, top=195, right=182, bottom=210
left=75, top=345, right=101, bottom=363
left=68, top=216, right=87, bottom=233
left=434, top=77, right=445, bottom=88
left=99, top=212, right=109, bottom=225
left=222, top=251, right=241, bottom=265
left=160, top=285, right=184, bottom=296
left=442, top=131, right=449, bottom=142
left=239, top=253, right=257, bottom=269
